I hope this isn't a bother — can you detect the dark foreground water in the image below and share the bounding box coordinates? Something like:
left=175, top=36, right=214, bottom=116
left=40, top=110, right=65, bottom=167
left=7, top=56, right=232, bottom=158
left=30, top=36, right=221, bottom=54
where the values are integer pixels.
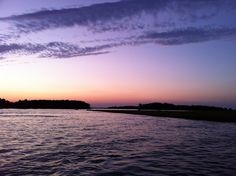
left=0, top=109, right=235, bottom=176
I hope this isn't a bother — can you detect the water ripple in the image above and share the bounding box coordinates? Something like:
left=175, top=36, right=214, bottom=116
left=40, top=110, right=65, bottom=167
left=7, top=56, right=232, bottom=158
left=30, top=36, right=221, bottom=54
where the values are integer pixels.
left=0, top=109, right=235, bottom=176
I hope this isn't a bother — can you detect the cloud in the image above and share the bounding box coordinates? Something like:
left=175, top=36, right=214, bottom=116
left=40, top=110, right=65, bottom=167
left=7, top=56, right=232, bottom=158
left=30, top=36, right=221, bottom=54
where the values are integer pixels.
left=0, top=42, right=114, bottom=58
left=142, top=27, right=236, bottom=45
left=0, top=34, right=11, bottom=42
left=3, top=0, right=235, bottom=33
left=0, top=0, right=236, bottom=59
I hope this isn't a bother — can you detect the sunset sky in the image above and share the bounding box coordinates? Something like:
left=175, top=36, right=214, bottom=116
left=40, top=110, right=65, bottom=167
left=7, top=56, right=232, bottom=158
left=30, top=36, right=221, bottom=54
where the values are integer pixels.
left=0, top=0, right=236, bottom=108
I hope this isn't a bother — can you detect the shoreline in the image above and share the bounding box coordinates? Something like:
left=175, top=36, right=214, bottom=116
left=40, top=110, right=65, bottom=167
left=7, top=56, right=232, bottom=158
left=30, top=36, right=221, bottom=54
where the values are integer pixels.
left=92, top=109, right=236, bottom=123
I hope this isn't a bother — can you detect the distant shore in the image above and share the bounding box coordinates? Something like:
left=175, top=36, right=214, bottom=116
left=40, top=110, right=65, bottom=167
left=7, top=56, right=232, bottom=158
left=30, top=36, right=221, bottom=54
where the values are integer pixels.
left=0, top=99, right=90, bottom=109
left=92, top=109, right=236, bottom=123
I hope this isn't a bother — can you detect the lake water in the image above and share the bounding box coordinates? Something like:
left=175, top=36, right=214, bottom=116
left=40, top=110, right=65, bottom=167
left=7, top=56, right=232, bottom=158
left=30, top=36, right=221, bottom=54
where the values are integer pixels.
left=0, top=109, right=235, bottom=176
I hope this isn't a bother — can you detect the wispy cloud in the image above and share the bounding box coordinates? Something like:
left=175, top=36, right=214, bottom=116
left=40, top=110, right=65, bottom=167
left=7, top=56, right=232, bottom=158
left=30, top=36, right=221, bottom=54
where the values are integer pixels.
left=0, top=42, right=114, bottom=58
left=3, top=0, right=234, bottom=33
left=142, top=27, right=236, bottom=45
left=0, top=0, right=236, bottom=59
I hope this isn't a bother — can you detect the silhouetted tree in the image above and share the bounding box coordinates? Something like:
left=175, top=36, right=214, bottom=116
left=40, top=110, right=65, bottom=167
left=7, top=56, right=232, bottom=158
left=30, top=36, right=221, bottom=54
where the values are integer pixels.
left=0, top=98, right=11, bottom=108
left=108, top=102, right=229, bottom=111
left=0, top=98, right=90, bottom=109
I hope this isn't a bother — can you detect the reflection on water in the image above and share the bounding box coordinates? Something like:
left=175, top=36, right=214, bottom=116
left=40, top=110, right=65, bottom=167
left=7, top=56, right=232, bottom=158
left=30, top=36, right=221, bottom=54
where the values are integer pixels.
left=0, top=109, right=235, bottom=176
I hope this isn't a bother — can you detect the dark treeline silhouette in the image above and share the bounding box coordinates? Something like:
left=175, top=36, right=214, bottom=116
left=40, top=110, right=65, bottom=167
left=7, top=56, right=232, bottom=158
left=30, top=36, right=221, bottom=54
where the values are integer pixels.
left=109, top=102, right=231, bottom=111
left=0, top=98, right=90, bottom=109
left=0, top=98, right=11, bottom=107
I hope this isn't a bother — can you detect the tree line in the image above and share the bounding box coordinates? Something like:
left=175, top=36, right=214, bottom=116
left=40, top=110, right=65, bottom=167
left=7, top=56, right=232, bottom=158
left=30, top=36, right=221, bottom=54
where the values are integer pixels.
left=0, top=98, right=90, bottom=109
left=109, top=102, right=231, bottom=111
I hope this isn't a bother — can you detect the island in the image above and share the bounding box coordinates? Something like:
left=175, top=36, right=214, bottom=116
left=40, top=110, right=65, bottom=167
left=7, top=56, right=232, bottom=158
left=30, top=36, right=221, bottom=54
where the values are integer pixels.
left=0, top=98, right=90, bottom=109
left=93, top=102, right=236, bottom=123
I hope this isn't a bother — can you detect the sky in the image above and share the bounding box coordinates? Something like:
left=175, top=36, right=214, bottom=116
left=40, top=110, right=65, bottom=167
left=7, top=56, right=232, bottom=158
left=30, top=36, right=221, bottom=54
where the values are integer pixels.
left=0, top=0, right=236, bottom=108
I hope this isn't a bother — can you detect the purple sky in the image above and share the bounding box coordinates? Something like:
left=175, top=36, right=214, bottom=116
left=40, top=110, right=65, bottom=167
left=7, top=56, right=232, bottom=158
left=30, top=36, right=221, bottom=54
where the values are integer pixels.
left=0, top=0, right=236, bottom=108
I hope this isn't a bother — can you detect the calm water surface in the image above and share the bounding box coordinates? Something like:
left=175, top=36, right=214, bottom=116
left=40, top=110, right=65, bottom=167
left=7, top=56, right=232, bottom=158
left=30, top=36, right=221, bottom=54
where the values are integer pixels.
left=0, top=109, right=235, bottom=176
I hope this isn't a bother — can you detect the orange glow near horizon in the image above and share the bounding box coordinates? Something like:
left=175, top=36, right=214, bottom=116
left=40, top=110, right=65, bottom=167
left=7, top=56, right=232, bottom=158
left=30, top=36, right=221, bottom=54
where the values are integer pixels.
left=1, top=43, right=236, bottom=108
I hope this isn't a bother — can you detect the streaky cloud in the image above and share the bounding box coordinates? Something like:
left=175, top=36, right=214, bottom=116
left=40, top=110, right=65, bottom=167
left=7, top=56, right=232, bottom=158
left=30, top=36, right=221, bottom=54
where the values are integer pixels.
left=0, top=42, right=112, bottom=58
left=2, top=0, right=235, bottom=33
left=143, top=27, right=236, bottom=45
left=0, top=0, right=236, bottom=59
